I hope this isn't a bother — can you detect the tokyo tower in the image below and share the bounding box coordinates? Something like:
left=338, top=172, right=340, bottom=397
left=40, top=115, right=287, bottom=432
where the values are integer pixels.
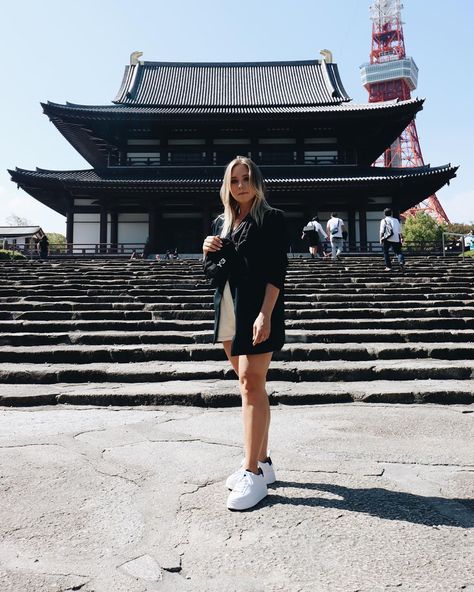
left=360, top=0, right=449, bottom=223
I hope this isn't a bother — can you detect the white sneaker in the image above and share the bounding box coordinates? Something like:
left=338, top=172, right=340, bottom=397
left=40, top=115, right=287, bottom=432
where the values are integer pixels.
left=227, top=470, right=268, bottom=511
left=226, top=457, right=276, bottom=490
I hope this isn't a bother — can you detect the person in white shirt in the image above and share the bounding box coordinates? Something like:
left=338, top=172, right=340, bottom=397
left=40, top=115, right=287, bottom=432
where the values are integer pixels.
left=463, top=231, right=474, bottom=251
left=380, top=208, right=405, bottom=271
left=326, top=213, right=345, bottom=261
left=301, top=216, right=328, bottom=259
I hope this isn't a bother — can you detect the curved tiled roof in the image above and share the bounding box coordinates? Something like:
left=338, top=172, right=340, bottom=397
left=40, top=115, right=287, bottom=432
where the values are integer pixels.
left=113, top=60, right=351, bottom=107
left=44, top=98, right=422, bottom=118
left=10, top=164, right=458, bottom=188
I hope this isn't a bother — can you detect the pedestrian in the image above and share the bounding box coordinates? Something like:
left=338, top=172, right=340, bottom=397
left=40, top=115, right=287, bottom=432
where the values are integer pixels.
left=326, top=212, right=345, bottom=260
left=380, top=207, right=405, bottom=271
left=202, top=156, right=288, bottom=511
left=37, top=235, right=49, bottom=260
left=301, top=216, right=327, bottom=259
left=463, top=230, right=474, bottom=252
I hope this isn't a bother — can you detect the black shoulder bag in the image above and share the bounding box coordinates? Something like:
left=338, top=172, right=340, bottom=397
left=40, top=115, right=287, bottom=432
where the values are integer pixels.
left=203, top=238, right=239, bottom=288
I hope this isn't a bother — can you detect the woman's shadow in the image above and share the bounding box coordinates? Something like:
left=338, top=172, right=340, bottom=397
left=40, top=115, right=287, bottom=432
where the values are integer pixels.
left=262, top=481, right=474, bottom=528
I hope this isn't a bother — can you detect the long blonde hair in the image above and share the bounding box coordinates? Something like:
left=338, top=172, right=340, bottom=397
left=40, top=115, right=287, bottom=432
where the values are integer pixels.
left=219, top=156, right=272, bottom=236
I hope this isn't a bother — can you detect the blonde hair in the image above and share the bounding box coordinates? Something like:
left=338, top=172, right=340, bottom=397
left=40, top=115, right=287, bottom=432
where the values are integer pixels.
left=219, top=156, right=272, bottom=236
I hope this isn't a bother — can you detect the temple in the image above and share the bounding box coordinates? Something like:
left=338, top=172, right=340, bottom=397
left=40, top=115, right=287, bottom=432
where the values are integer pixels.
left=9, top=53, right=457, bottom=253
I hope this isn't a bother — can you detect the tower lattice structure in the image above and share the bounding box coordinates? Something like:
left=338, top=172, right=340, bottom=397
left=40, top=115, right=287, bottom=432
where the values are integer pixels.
left=360, top=0, right=449, bottom=223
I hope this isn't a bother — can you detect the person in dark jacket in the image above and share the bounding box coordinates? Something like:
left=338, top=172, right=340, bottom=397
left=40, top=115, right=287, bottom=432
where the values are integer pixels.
left=203, top=156, right=288, bottom=511
left=37, top=235, right=49, bottom=259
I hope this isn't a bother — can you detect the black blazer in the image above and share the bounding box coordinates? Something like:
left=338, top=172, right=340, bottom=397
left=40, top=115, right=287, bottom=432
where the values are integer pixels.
left=210, top=208, right=288, bottom=356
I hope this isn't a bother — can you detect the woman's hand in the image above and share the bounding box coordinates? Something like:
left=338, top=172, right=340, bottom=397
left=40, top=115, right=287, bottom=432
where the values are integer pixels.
left=253, top=312, right=271, bottom=346
left=202, top=235, right=223, bottom=256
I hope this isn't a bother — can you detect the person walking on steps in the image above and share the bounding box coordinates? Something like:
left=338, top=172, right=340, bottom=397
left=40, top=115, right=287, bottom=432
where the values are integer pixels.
left=202, top=156, right=288, bottom=511
left=326, top=213, right=345, bottom=261
left=301, top=216, right=327, bottom=259
left=380, top=207, right=405, bottom=272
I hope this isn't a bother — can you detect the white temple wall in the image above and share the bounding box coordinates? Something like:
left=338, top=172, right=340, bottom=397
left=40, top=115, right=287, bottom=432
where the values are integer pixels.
left=74, top=214, right=100, bottom=244
left=117, top=213, right=149, bottom=246
left=367, top=216, right=382, bottom=244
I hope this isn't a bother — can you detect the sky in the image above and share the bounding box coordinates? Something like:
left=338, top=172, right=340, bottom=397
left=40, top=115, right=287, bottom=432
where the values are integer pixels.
left=1, top=0, right=473, bottom=234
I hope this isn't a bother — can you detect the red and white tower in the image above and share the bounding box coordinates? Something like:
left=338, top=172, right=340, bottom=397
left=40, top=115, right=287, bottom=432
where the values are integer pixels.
left=360, top=0, right=449, bottom=223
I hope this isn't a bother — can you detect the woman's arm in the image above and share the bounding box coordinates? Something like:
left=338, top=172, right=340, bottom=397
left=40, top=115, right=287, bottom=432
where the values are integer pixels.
left=202, top=216, right=224, bottom=257
left=253, top=283, right=280, bottom=346
left=253, top=211, right=288, bottom=345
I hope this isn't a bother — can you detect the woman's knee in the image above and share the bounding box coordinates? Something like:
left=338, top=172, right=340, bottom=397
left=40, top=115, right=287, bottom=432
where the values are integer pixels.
left=239, top=369, right=266, bottom=398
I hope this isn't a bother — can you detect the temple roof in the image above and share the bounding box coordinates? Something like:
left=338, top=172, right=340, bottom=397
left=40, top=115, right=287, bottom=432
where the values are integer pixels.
left=9, top=164, right=457, bottom=216
left=113, top=60, right=350, bottom=107
left=9, top=163, right=457, bottom=217
left=44, top=97, right=420, bottom=118
left=40, top=97, right=424, bottom=170
left=10, top=163, right=457, bottom=188
left=0, top=226, right=43, bottom=237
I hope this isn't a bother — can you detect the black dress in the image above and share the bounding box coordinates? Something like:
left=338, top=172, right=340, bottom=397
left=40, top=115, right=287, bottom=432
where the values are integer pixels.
left=210, top=208, right=288, bottom=356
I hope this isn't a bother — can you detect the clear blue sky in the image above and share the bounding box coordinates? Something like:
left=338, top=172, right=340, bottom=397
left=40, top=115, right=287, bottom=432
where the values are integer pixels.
left=1, top=0, right=472, bottom=233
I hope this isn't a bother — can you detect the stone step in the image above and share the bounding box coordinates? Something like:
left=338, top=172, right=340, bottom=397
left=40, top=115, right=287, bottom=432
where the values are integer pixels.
left=1, top=378, right=473, bottom=407
left=0, top=302, right=148, bottom=312
left=0, top=359, right=472, bottom=384
left=2, top=306, right=473, bottom=322
left=286, top=292, right=474, bottom=302
left=1, top=316, right=472, bottom=333
left=4, top=273, right=472, bottom=284
left=0, top=342, right=472, bottom=364
left=1, top=328, right=473, bottom=347
left=2, top=292, right=471, bottom=305
left=284, top=299, right=473, bottom=310
left=1, top=301, right=473, bottom=316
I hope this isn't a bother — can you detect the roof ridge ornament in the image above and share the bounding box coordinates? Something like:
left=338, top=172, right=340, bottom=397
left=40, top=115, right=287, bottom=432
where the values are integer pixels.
left=319, top=49, right=333, bottom=64
left=130, top=51, right=143, bottom=66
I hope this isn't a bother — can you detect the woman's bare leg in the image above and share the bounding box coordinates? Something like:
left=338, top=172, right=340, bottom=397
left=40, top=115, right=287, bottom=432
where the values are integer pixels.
left=238, top=352, right=272, bottom=473
left=222, top=341, right=238, bottom=376
left=223, top=342, right=271, bottom=464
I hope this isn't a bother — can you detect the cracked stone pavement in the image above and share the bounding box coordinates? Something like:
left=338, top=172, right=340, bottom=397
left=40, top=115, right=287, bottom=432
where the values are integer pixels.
left=0, top=403, right=472, bottom=592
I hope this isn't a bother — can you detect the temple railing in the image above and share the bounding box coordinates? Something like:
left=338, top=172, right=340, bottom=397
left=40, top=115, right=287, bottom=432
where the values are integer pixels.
left=6, top=240, right=468, bottom=259
left=18, top=243, right=146, bottom=258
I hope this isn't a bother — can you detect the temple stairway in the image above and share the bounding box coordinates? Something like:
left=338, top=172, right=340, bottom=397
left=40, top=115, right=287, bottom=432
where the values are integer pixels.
left=0, top=256, right=473, bottom=406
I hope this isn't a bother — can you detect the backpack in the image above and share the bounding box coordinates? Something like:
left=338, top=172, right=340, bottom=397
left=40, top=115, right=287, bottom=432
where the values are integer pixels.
left=382, top=219, right=394, bottom=241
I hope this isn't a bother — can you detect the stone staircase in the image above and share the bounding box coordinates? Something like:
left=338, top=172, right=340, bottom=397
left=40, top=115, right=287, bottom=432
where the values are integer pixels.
left=0, top=256, right=473, bottom=406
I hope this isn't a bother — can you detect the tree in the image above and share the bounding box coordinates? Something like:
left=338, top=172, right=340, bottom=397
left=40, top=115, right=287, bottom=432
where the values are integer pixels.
left=403, top=212, right=444, bottom=250
left=446, top=222, right=473, bottom=236
left=46, top=233, right=67, bottom=254
left=6, top=214, right=32, bottom=226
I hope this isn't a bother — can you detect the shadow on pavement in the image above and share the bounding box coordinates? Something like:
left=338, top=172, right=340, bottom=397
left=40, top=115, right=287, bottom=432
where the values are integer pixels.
left=263, top=481, right=474, bottom=528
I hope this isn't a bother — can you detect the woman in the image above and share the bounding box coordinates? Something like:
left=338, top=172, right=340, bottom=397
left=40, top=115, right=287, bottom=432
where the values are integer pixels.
left=301, top=215, right=327, bottom=259
left=202, top=156, right=288, bottom=511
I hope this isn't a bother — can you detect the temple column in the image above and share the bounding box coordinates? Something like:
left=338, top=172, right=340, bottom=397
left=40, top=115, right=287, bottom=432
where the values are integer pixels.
left=359, top=209, right=367, bottom=252
left=148, top=203, right=160, bottom=254
left=66, top=207, right=74, bottom=255
left=110, top=211, right=118, bottom=253
left=99, top=204, right=108, bottom=253
left=348, top=209, right=356, bottom=251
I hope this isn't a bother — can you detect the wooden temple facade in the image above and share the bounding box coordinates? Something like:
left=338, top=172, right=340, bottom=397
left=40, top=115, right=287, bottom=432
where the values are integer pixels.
left=9, top=55, right=457, bottom=253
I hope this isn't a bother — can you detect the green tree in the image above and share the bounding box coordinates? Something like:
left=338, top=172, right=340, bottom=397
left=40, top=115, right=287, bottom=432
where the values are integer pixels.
left=446, top=222, right=473, bottom=236
left=46, top=233, right=67, bottom=254
left=403, top=212, right=443, bottom=251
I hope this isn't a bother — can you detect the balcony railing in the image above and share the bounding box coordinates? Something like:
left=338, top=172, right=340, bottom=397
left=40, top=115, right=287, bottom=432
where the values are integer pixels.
left=4, top=240, right=468, bottom=260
